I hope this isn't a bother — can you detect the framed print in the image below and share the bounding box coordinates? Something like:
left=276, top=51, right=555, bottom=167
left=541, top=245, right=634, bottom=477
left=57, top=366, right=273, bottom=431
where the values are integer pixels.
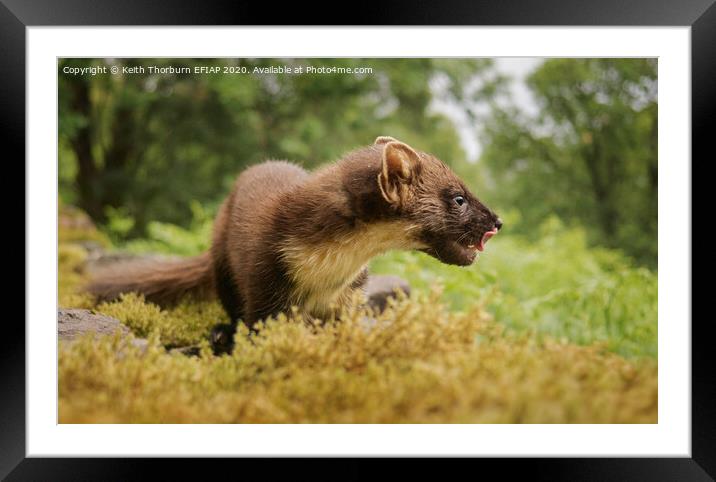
left=5, top=0, right=711, bottom=479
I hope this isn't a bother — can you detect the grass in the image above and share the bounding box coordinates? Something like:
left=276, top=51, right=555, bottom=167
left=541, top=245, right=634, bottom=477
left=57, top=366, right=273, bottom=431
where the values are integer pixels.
left=58, top=206, right=658, bottom=423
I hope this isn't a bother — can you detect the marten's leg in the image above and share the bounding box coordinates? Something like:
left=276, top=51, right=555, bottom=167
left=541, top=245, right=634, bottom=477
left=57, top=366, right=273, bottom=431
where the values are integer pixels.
left=241, top=260, right=295, bottom=331
left=210, top=252, right=244, bottom=355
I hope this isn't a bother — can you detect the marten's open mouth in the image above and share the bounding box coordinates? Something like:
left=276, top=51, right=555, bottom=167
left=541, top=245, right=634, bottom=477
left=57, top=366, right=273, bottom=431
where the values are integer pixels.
left=421, top=227, right=499, bottom=266
left=462, top=228, right=499, bottom=253
left=446, top=228, right=499, bottom=266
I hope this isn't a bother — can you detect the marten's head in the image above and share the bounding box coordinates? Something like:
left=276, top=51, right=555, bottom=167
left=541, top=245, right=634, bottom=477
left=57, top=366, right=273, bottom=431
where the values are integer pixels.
left=375, top=136, right=502, bottom=266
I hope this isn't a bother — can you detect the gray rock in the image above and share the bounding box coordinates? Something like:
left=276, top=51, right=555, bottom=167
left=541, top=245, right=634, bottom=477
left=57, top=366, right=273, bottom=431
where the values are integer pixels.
left=58, top=308, right=130, bottom=341
left=365, top=275, right=410, bottom=313
left=130, top=338, right=150, bottom=351
left=58, top=308, right=150, bottom=355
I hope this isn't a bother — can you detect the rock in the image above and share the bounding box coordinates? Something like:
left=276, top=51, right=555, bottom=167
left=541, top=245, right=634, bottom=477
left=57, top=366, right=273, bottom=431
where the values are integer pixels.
left=365, top=275, right=410, bottom=313
left=130, top=338, right=150, bottom=351
left=58, top=308, right=130, bottom=341
left=58, top=308, right=150, bottom=355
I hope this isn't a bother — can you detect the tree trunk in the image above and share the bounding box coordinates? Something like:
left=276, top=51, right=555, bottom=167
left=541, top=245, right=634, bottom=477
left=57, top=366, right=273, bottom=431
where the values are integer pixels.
left=69, top=78, right=103, bottom=221
left=583, top=137, right=618, bottom=240
left=102, top=107, right=135, bottom=210
left=648, top=108, right=658, bottom=204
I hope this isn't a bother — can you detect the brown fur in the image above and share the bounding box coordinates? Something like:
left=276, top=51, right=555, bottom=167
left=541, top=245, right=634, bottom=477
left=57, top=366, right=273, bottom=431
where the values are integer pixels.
left=87, top=137, right=501, bottom=333
left=88, top=252, right=214, bottom=306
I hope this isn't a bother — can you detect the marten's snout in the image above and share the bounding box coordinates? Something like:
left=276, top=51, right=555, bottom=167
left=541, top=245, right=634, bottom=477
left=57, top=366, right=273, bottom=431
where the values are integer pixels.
left=495, top=218, right=503, bottom=231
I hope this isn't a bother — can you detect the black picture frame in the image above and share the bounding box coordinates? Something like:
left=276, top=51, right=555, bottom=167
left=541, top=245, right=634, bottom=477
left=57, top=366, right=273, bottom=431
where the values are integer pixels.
left=4, top=0, right=710, bottom=479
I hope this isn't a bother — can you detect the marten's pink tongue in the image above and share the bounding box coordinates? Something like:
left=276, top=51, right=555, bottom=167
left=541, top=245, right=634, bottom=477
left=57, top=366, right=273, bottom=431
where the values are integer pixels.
left=477, top=229, right=498, bottom=252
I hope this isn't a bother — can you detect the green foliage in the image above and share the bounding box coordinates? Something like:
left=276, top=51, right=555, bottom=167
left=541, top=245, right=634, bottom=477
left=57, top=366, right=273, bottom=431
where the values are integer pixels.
left=103, top=206, right=136, bottom=241
left=479, top=59, right=657, bottom=266
left=119, top=201, right=213, bottom=255
left=59, top=292, right=657, bottom=423
left=371, top=216, right=657, bottom=358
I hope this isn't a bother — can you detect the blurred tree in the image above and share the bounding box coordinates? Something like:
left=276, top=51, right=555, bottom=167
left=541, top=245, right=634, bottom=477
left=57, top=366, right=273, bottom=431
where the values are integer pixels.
left=479, top=59, right=657, bottom=266
left=58, top=58, right=496, bottom=237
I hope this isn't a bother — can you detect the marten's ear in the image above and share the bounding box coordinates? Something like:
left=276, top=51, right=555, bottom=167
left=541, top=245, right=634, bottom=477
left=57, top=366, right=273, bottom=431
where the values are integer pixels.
left=378, top=141, right=421, bottom=205
left=374, top=136, right=398, bottom=145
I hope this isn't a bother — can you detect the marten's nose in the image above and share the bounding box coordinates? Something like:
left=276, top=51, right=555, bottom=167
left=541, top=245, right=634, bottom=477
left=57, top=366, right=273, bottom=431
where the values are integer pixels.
left=495, top=218, right=503, bottom=231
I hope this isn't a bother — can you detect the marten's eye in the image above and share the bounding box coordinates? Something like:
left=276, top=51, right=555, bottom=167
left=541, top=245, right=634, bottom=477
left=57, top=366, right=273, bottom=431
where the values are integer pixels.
left=453, top=195, right=466, bottom=207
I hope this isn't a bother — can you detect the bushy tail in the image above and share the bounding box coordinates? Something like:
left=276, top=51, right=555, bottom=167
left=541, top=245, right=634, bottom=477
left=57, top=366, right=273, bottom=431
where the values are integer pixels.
left=87, top=252, right=214, bottom=306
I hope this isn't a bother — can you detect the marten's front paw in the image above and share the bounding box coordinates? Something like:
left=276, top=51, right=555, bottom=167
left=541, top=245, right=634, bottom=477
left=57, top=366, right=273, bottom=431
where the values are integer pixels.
left=210, top=323, right=236, bottom=355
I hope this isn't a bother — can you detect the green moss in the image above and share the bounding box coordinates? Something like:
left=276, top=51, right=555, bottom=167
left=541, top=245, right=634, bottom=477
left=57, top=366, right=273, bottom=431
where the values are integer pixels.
left=58, top=244, right=90, bottom=307
left=59, top=293, right=657, bottom=423
left=97, top=293, right=227, bottom=347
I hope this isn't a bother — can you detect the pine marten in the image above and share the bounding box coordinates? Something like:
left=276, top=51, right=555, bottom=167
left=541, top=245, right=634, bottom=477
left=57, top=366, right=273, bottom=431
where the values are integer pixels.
left=88, top=137, right=502, bottom=352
